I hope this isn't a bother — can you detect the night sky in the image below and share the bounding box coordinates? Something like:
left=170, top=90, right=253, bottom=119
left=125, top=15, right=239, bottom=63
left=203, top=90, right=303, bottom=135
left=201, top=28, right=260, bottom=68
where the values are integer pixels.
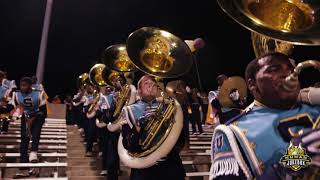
left=1, top=0, right=319, bottom=99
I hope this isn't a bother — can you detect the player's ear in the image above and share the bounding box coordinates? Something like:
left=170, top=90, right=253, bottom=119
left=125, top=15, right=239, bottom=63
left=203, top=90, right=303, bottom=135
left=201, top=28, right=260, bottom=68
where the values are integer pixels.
left=247, top=78, right=256, bottom=93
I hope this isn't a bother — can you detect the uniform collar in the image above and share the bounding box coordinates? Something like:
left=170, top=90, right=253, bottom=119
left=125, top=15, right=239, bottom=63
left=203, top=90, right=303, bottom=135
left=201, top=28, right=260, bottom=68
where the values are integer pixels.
left=253, top=99, right=298, bottom=110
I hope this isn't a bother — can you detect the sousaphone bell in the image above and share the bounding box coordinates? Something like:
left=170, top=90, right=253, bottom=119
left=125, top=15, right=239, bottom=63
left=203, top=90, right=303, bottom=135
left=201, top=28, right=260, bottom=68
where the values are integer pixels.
left=217, top=0, right=320, bottom=46
left=102, top=44, right=137, bottom=118
left=218, top=76, right=247, bottom=108
left=88, top=63, right=114, bottom=87
left=77, top=73, right=90, bottom=89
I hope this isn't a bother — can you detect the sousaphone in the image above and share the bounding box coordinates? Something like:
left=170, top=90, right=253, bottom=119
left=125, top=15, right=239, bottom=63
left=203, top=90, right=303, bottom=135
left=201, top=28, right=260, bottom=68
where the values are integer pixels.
left=88, top=63, right=114, bottom=87
left=102, top=44, right=137, bottom=118
left=87, top=64, right=114, bottom=117
left=77, top=73, right=90, bottom=89
left=102, top=44, right=136, bottom=72
left=117, top=27, right=194, bottom=168
left=217, top=0, right=320, bottom=57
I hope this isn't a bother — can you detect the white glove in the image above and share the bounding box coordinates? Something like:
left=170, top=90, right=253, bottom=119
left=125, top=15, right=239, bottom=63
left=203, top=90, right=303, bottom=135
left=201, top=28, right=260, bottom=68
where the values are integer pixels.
left=229, top=90, right=240, bottom=101
left=95, top=119, right=107, bottom=128
left=298, top=87, right=320, bottom=105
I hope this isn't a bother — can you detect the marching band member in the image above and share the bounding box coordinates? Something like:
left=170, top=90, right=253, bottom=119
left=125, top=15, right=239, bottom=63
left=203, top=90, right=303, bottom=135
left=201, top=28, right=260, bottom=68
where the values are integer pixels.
left=0, top=71, right=17, bottom=98
left=72, top=87, right=86, bottom=133
left=95, top=86, right=120, bottom=180
left=83, top=84, right=97, bottom=156
left=31, top=75, right=44, bottom=92
left=11, top=77, right=47, bottom=178
left=210, top=52, right=320, bottom=180
left=208, top=74, right=247, bottom=125
left=0, top=71, right=17, bottom=133
left=109, top=75, right=185, bottom=180
left=64, top=95, right=74, bottom=125
left=114, top=74, right=137, bottom=105
left=190, top=88, right=203, bottom=134
left=207, top=74, right=227, bottom=124
left=0, top=97, right=14, bottom=134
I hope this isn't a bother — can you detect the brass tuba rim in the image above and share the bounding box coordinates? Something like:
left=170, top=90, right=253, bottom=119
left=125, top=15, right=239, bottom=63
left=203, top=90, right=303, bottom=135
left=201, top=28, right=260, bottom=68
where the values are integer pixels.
left=102, top=44, right=137, bottom=72
left=217, top=0, right=320, bottom=45
left=88, top=64, right=111, bottom=87
left=77, top=73, right=90, bottom=89
left=126, top=27, right=194, bottom=78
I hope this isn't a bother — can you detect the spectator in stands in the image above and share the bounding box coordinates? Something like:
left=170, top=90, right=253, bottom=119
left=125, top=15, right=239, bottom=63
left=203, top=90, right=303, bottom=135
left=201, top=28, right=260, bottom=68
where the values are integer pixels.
left=72, top=88, right=86, bottom=134
left=52, top=95, right=62, bottom=104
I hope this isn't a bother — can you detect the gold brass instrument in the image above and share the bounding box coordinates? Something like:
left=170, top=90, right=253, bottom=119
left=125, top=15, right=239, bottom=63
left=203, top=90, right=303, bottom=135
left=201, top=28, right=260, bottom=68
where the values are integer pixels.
left=102, top=44, right=137, bottom=118
left=282, top=60, right=320, bottom=180
left=251, top=32, right=294, bottom=57
left=108, top=71, right=120, bottom=86
left=216, top=0, right=320, bottom=91
left=166, top=80, right=188, bottom=104
left=87, top=89, right=101, bottom=117
left=87, top=64, right=115, bottom=117
left=115, top=27, right=193, bottom=168
left=102, top=44, right=136, bottom=72
left=89, top=64, right=113, bottom=87
left=77, top=73, right=90, bottom=89
left=113, top=84, right=130, bottom=118
left=126, top=27, right=194, bottom=78
left=0, top=113, right=10, bottom=120
left=218, top=76, right=248, bottom=108
left=217, top=0, right=320, bottom=46
left=283, top=60, right=320, bottom=91
left=217, top=0, right=320, bottom=58
left=137, top=98, right=176, bottom=154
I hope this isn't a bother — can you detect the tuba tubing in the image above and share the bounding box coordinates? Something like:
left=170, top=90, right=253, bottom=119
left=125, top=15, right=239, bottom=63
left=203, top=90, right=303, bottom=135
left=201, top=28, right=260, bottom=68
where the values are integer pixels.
left=117, top=98, right=183, bottom=169
left=107, top=86, right=137, bottom=132
left=283, top=60, right=320, bottom=91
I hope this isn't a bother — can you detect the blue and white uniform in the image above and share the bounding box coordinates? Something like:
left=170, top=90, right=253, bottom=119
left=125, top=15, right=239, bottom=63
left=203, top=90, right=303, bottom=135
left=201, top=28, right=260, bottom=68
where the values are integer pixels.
left=100, top=93, right=114, bottom=111
left=11, top=89, right=47, bottom=164
left=0, top=79, right=16, bottom=99
left=210, top=101, right=320, bottom=179
left=32, top=83, right=44, bottom=92
left=119, top=99, right=186, bottom=179
left=11, top=90, right=46, bottom=116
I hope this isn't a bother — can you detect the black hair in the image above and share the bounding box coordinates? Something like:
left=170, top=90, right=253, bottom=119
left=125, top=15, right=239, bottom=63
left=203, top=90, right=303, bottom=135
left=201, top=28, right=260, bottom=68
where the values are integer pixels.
left=245, top=52, right=290, bottom=82
left=20, top=77, right=33, bottom=85
left=216, top=74, right=227, bottom=82
left=0, top=71, right=5, bottom=78
left=31, top=75, right=37, bottom=83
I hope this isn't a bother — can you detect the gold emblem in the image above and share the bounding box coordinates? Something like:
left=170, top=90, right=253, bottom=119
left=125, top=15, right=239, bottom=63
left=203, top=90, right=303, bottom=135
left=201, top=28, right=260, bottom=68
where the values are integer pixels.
left=280, top=142, right=312, bottom=172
